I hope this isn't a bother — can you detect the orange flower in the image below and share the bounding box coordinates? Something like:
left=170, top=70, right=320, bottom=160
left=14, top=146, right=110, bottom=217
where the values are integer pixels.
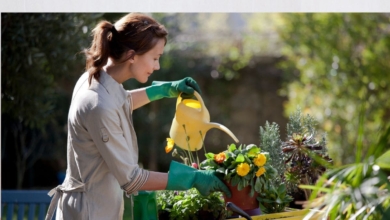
left=165, top=138, right=174, bottom=153
left=236, top=163, right=250, bottom=177
left=253, top=153, right=267, bottom=167
left=214, top=152, right=226, bottom=164
left=256, top=167, right=266, bottom=177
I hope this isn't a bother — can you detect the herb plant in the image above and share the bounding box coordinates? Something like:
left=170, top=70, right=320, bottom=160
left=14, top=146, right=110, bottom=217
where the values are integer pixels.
left=257, top=182, right=293, bottom=214
left=259, top=121, right=293, bottom=213
left=156, top=188, right=227, bottom=220
left=260, top=121, right=285, bottom=185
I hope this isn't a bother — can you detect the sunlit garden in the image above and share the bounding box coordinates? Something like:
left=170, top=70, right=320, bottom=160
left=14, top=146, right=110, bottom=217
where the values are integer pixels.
left=2, top=13, right=390, bottom=219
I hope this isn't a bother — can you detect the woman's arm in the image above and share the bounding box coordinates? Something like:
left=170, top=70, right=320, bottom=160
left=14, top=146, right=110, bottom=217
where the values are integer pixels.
left=128, top=88, right=151, bottom=110
left=129, top=77, right=202, bottom=110
left=138, top=171, right=168, bottom=191
left=138, top=161, right=231, bottom=197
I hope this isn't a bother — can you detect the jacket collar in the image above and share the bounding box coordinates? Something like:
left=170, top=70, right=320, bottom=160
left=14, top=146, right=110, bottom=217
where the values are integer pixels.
left=90, top=70, right=128, bottom=107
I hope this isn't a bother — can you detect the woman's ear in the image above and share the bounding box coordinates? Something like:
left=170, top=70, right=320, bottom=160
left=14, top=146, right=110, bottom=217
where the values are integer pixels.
left=126, top=50, right=136, bottom=63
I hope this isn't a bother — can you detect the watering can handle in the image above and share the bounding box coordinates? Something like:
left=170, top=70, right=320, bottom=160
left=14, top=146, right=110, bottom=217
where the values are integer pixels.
left=192, top=91, right=205, bottom=113
left=176, top=91, right=205, bottom=113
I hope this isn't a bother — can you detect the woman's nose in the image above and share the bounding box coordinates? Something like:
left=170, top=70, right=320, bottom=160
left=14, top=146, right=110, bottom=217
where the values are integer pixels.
left=154, top=62, right=160, bottom=70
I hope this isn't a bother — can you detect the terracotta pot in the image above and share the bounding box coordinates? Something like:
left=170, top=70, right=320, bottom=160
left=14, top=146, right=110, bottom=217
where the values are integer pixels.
left=223, top=181, right=261, bottom=216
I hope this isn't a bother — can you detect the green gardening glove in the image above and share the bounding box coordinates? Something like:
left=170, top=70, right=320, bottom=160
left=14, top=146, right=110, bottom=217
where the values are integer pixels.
left=166, top=161, right=231, bottom=197
left=145, top=77, right=201, bottom=101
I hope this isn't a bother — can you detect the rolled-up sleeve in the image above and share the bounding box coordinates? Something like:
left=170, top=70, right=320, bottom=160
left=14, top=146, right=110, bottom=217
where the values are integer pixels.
left=85, top=105, right=149, bottom=195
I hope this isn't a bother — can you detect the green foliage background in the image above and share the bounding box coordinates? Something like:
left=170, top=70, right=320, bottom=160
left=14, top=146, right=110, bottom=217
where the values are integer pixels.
left=277, top=13, right=390, bottom=165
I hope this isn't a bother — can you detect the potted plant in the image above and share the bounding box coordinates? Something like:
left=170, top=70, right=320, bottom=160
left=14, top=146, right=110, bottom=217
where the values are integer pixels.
left=281, top=108, right=332, bottom=207
left=260, top=108, right=332, bottom=209
left=199, top=143, right=287, bottom=215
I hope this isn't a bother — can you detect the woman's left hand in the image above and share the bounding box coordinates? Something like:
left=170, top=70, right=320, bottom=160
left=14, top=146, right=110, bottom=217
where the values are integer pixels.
left=145, top=77, right=202, bottom=101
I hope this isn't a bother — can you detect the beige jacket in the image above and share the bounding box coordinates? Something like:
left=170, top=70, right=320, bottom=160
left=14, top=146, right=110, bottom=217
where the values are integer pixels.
left=46, top=71, right=149, bottom=220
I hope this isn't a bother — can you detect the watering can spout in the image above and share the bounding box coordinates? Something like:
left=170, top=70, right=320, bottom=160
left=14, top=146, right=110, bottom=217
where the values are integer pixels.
left=206, top=123, right=239, bottom=143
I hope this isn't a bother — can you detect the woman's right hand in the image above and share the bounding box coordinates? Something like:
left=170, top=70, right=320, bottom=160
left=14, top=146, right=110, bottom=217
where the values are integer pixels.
left=165, top=161, right=231, bottom=197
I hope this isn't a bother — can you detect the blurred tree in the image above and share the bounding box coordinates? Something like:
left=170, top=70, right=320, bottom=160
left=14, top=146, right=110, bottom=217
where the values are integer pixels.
left=277, top=13, right=390, bottom=165
left=1, top=13, right=102, bottom=188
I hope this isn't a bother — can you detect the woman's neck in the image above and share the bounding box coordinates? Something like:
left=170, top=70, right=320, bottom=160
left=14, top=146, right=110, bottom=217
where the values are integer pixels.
left=103, top=58, right=130, bottom=84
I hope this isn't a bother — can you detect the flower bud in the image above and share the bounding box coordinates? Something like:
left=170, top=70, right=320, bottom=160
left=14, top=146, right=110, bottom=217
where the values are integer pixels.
left=191, top=163, right=198, bottom=169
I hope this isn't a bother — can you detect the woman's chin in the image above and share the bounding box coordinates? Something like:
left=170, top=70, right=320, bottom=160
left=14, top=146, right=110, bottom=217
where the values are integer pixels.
left=134, top=76, right=149, bottom=84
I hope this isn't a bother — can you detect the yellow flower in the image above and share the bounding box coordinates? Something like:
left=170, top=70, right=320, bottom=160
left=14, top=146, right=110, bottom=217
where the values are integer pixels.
left=256, top=166, right=266, bottom=177
left=214, top=152, right=226, bottom=164
left=253, top=153, right=267, bottom=167
left=165, top=138, right=174, bottom=153
left=236, top=163, right=250, bottom=177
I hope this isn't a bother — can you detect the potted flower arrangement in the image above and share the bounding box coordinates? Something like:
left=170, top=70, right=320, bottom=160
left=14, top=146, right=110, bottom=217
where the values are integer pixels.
left=199, top=143, right=290, bottom=215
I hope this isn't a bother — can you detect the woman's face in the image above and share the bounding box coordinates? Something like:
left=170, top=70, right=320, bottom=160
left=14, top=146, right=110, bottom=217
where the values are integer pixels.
left=129, top=38, right=165, bottom=83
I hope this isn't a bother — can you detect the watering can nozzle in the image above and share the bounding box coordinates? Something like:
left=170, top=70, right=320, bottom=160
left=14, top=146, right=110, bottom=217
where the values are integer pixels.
left=207, top=123, right=239, bottom=143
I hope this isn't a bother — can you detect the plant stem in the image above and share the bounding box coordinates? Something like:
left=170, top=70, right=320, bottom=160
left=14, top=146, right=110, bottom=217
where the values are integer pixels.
left=301, top=174, right=312, bottom=200
left=182, top=124, right=195, bottom=164
left=195, top=148, right=200, bottom=167
left=200, top=131, right=207, bottom=155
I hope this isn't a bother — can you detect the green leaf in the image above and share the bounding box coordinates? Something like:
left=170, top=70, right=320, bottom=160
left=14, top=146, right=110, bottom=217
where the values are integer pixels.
left=376, top=150, right=390, bottom=169
left=227, top=162, right=237, bottom=169
left=238, top=180, right=244, bottom=191
left=236, top=154, right=245, bottom=162
left=231, top=175, right=240, bottom=186
left=205, top=152, right=215, bottom=159
left=244, top=173, right=252, bottom=180
left=277, top=184, right=286, bottom=194
left=228, top=143, right=236, bottom=152
left=244, top=156, right=252, bottom=164
left=216, top=167, right=226, bottom=174
left=254, top=177, right=262, bottom=192
left=246, top=144, right=260, bottom=156
left=226, top=152, right=235, bottom=159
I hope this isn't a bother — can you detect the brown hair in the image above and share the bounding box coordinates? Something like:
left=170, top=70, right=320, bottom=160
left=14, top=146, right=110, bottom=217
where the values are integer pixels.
left=84, top=13, right=168, bottom=85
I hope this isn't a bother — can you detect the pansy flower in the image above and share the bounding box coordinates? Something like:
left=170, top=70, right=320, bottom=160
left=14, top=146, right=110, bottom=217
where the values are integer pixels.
left=253, top=153, right=267, bottom=167
left=256, top=166, right=266, bottom=177
left=214, top=152, right=226, bottom=164
left=236, top=163, right=250, bottom=176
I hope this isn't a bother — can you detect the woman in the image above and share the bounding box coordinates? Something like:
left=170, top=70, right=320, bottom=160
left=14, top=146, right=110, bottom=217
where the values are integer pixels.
left=45, top=13, right=230, bottom=220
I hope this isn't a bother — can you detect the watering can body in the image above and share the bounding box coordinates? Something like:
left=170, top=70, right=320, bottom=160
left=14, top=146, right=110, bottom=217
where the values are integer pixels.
left=169, top=91, right=239, bottom=151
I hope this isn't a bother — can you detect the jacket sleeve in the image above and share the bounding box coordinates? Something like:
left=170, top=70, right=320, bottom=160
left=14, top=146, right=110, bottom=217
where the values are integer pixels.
left=85, top=104, right=149, bottom=195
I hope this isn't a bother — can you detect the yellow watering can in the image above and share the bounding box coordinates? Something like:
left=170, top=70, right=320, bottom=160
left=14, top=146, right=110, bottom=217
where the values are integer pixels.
left=169, top=91, right=239, bottom=151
